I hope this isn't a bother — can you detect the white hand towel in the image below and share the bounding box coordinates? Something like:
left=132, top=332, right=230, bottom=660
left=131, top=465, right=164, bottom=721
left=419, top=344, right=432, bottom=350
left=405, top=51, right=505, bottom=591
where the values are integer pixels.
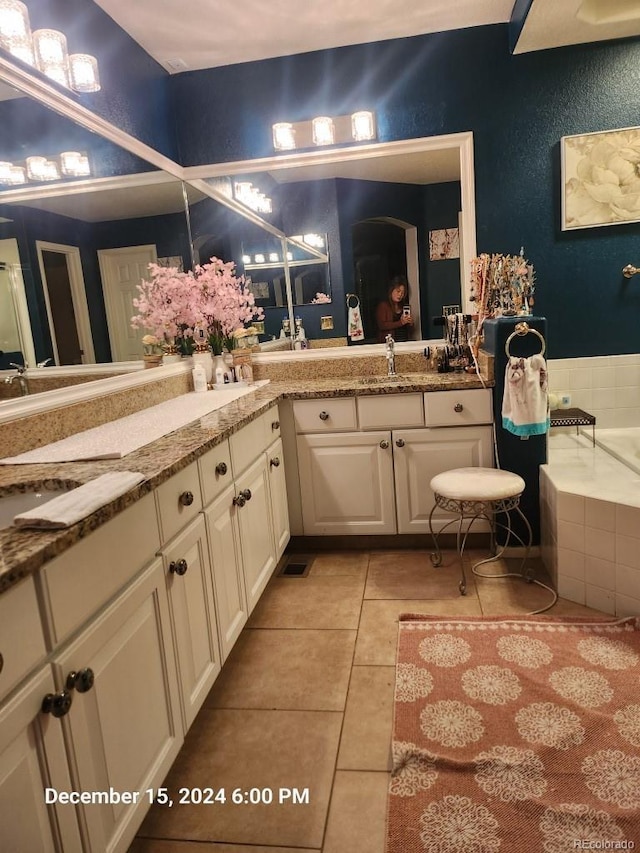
left=13, top=471, right=146, bottom=529
left=502, top=354, right=550, bottom=437
left=348, top=304, right=365, bottom=341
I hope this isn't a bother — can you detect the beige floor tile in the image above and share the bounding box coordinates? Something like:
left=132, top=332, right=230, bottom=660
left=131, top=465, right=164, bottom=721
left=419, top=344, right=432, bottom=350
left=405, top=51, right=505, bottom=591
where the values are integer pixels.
left=337, top=666, right=395, bottom=771
left=322, top=771, right=390, bottom=853
left=353, top=597, right=482, bottom=666
left=309, top=551, right=369, bottom=578
left=474, top=574, right=561, bottom=615
left=364, top=551, right=465, bottom=600
left=549, top=597, right=609, bottom=618
left=130, top=841, right=318, bottom=852
left=248, top=575, right=365, bottom=629
left=138, top=709, right=341, bottom=849
left=205, top=629, right=356, bottom=711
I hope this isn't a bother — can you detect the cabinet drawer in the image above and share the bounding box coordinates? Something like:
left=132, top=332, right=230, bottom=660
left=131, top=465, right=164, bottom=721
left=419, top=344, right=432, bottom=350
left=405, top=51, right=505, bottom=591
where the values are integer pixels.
left=293, top=398, right=357, bottom=433
left=0, top=577, right=46, bottom=702
left=38, top=492, right=160, bottom=646
left=199, top=439, right=233, bottom=506
left=358, top=393, right=424, bottom=429
left=424, top=389, right=492, bottom=427
left=230, top=413, right=268, bottom=477
left=156, top=460, right=203, bottom=544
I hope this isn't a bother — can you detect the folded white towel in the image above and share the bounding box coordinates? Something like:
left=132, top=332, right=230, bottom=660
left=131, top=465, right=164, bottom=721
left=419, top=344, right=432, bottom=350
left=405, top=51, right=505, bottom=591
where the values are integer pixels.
left=502, top=354, right=550, bottom=437
left=13, top=471, right=146, bottom=529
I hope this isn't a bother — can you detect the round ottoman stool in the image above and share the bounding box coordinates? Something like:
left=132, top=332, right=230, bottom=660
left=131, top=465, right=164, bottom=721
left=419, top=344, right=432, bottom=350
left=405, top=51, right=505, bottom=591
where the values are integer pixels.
left=428, top=467, right=532, bottom=595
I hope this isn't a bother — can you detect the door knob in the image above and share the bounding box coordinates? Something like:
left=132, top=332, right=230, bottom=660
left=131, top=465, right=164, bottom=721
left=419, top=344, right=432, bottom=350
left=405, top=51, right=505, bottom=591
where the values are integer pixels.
left=66, top=668, right=95, bottom=693
left=42, top=690, right=73, bottom=718
left=179, top=490, right=194, bottom=506
left=169, top=558, right=188, bottom=575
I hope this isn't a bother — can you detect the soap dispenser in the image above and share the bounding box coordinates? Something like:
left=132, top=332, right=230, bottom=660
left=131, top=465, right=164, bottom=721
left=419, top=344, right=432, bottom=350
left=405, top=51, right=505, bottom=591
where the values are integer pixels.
left=192, top=362, right=207, bottom=393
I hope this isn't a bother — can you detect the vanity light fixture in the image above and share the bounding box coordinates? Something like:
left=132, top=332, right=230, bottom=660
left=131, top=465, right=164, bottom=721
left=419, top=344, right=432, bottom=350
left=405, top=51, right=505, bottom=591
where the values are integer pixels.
left=269, top=252, right=279, bottom=263
left=234, top=180, right=272, bottom=214
left=254, top=253, right=266, bottom=264
left=312, top=116, right=335, bottom=146
left=272, top=122, right=296, bottom=151
left=272, top=111, right=376, bottom=151
left=0, top=0, right=100, bottom=92
left=0, top=150, right=91, bottom=184
left=241, top=254, right=252, bottom=265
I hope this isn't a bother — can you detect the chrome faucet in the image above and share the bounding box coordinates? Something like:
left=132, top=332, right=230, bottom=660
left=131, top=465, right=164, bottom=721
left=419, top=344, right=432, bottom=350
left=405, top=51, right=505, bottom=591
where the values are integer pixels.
left=4, top=362, right=29, bottom=396
left=385, top=334, right=396, bottom=376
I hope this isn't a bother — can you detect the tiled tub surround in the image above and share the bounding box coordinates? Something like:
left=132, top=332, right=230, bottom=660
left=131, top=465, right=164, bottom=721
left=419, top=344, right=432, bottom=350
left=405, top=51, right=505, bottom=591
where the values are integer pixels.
left=0, top=368, right=490, bottom=594
left=547, top=352, right=640, bottom=427
left=541, top=432, right=640, bottom=617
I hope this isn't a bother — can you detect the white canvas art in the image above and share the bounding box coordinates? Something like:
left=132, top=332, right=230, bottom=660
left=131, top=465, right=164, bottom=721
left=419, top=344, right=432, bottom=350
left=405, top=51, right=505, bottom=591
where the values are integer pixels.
left=429, top=228, right=460, bottom=260
left=562, top=126, right=640, bottom=230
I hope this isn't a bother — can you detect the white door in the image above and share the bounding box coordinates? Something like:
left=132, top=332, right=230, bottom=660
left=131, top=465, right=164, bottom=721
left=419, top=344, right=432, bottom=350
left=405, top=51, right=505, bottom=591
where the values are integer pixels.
left=267, top=437, right=290, bottom=560
left=235, top=455, right=276, bottom=613
left=98, top=245, right=157, bottom=362
left=393, top=426, right=493, bottom=534
left=296, top=431, right=396, bottom=535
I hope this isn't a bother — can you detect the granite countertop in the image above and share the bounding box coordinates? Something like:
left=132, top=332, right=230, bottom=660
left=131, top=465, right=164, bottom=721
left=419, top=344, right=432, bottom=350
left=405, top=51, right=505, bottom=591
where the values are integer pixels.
left=0, top=371, right=492, bottom=593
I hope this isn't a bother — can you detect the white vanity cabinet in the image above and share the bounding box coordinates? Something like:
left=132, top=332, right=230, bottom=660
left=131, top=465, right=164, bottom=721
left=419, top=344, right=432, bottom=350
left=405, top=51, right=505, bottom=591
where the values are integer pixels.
left=291, top=389, right=493, bottom=535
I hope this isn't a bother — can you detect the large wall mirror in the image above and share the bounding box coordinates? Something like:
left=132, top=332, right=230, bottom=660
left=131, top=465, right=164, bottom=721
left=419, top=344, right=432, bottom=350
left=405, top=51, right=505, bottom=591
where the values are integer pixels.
left=184, top=133, right=477, bottom=348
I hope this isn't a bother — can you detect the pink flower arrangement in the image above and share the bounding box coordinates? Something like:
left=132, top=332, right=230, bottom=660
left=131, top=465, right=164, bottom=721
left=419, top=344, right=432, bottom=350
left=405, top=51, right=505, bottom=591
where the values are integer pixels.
left=131, top=257, right=264, bottom=354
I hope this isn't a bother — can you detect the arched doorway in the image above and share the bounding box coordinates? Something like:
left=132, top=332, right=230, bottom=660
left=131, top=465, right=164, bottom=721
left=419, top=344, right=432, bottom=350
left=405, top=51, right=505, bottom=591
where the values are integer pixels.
left=352, top=217, right=420, bottom=344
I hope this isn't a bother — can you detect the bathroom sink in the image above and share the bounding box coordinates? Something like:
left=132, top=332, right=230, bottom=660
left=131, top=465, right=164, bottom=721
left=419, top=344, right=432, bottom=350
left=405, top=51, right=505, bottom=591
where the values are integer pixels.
left=0, top=483, right=78, bottom=530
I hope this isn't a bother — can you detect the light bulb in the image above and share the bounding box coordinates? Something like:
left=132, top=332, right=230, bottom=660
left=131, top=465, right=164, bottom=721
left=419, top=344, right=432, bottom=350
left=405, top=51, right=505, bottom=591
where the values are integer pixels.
left=312, top=116, right=335, bottom=146
left=351, top=111, right=375, bottom=142
left=69, top=54, right=100, bottom=93
left=272, top=122, right=296, bottom=151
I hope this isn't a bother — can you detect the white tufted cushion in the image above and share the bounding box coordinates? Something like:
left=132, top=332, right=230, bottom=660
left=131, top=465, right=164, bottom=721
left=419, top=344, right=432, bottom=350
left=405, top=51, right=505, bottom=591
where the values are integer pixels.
left=430, top=467, right=525, bottom=502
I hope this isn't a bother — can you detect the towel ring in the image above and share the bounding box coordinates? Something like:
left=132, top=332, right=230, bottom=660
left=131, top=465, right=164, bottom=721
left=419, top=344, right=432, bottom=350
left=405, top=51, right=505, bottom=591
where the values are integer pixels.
left=346, top=293, right=360, bottom=309
left=505, top=321, right=545, bottom=357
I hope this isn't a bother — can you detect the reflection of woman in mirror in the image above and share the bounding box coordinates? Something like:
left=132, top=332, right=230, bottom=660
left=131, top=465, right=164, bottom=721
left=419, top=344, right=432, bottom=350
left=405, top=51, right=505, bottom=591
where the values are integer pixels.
left=375, top=275, right=413, bottom=342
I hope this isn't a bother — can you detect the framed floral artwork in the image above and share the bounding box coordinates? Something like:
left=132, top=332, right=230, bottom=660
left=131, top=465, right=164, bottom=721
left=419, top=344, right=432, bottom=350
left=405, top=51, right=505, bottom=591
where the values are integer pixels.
left=561, top=126, right=640, bottom=230
left=428, top=227, right=460, bottom=260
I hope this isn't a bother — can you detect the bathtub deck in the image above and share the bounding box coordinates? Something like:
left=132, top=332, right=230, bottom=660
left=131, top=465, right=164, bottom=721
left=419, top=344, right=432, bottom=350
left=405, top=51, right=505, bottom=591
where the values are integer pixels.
left=541, top=431, right=640, bottom=618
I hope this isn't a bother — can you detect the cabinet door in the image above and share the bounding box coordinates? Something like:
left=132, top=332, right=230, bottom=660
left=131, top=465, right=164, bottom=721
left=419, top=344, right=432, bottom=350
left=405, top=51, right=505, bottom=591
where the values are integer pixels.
left=52, top=559, right=183, bottom=853
left=394, top=426, right=493, bottom=534
left=235, top=455, right=276, bottom=613
left=297, top=431, right=396, bottom=535
left=161, top=516, right=222, bottom=731
left=0, top=667, right=82, bottom=853
left=267, top=437, right=290, bottom=561
left=203, top=484, right=248, bottom=661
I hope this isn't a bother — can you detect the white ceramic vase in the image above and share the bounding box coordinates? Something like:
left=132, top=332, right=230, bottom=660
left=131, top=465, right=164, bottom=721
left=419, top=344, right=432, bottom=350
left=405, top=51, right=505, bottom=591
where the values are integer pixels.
left=191, top=349, right=214, bottom=383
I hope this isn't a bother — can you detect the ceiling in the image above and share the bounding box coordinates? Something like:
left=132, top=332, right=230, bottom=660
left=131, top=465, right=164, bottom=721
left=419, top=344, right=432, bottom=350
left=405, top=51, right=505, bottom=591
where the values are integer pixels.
left=92, top=0, right=640, bottom=72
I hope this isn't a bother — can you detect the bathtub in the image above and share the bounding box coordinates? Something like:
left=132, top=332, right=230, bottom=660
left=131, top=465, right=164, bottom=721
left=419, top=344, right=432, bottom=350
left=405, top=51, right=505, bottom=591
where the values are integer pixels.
left=541, top=428, right=640, bottom=618
left=594, top=427, right=640, bottom=476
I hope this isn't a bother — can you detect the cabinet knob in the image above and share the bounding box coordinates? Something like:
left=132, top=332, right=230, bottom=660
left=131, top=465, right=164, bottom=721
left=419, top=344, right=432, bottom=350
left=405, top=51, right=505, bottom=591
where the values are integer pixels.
left=395, top=438, right=405, bottom=448
left=233, top=493, right=246, bottom=508
left=66, top=668, right=95, bottom=693
left=240, top=488, right=252, bottom=501
left=270, top=456, right=281, bottom=468
left=454, top=403, right=464, bottom=413
left=271, top=420, right=280, bottom=430
left=179, top=490, right=194, bottom=507
left=319, top=411, right=329, bottom=421
left=215, top=462, right=228, bottom=476
left=42, top=690, right=73, bottom=718
left=169, top=558, right=188, bottom=576
left=379, top=439, right=389, bottom=449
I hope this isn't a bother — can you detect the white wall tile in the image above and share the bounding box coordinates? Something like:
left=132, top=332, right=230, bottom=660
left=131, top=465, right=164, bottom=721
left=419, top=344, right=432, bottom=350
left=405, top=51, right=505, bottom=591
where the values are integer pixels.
left=585, top=555, right=616, bottom=590
left=616, top=535, right=640, bottom=570
left=616, top=504, right=640, bottom=538
left=558, top=520, right=585, bottom=552
left=591, top=388, right=616, bottom=410
left=591, top=367, right=616, bottom=389
left=615, top=365, right=640, bottom=386
left=548, top=369, right=570, bottom=392
left=584, top=527, right=614, bottom=561
left=568, top=369, right=592, bottom=389
left=615, top=592, right=640, bottom=617
left=585, top=498, right=616, bottom=532
left=557, top=575, right=586, bottom=605
left=557, top=493, right=585, bottom=524
left=557, top=548, right=585, bottom=581
left=585, top=585, right=616, bottom=615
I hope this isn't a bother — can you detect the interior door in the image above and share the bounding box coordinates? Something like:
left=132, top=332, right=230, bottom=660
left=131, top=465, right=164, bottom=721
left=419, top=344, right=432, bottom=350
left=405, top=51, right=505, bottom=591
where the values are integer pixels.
left=98, top=245, right=157, bottom=362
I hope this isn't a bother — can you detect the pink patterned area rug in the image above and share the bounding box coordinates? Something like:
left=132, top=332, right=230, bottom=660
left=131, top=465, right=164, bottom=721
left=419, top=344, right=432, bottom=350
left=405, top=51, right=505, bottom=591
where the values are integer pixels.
left=386, top=615, right=640, bottom=853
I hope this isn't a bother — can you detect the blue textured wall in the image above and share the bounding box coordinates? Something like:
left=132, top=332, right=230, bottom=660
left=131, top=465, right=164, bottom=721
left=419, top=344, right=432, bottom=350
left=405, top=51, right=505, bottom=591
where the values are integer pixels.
left=170, top=24, right=640, bottom=359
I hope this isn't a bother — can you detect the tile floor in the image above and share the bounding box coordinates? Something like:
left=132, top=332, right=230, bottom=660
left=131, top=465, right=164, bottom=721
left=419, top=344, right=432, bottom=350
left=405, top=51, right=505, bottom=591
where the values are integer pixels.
left=130, top=548, right=606, bottom=853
